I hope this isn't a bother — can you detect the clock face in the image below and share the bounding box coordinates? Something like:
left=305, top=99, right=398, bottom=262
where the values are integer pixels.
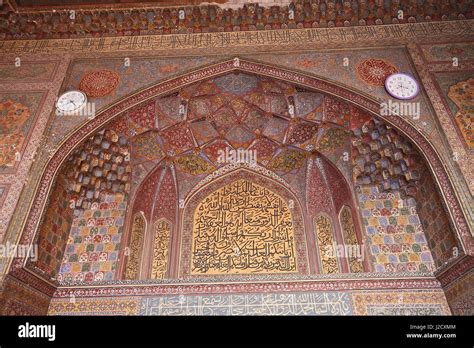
left=384, top=73, right=419, bottom=100
left=56, top=91, right=87, bottom=114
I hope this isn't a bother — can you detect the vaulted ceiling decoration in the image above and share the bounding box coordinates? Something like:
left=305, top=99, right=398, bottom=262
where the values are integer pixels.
left=58, top=71, right=428, bottom=216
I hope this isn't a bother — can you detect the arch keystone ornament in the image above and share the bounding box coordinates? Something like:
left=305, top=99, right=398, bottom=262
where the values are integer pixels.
left=7, top=58, right=472, bottom=290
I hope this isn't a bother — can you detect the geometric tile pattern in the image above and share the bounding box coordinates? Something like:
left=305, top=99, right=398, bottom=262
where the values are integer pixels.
left=415, top=169, right=459, bottom=268
left=352, top=290, right=450, bottom=315
left=122, top=73, right=369, bottom=180
left=58, top=193, right=127, bottom=283
left=358, top=186, right=435, bottom=273
left=34, top=174, right=74, bottom=278
left=79, top=72, right=358, bottom=184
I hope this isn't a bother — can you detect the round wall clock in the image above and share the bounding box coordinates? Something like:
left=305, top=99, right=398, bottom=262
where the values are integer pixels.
left=384, top=73, right=419, bottom=100
left=56, top=90, right=87, bottom=114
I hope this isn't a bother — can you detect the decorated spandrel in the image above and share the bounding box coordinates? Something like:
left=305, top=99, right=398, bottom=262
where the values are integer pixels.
left=191, top=179, right=297, bottom=275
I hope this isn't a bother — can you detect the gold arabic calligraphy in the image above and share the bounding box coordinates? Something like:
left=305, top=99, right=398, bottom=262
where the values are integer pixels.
left=191, top=179, right=297, bottom=275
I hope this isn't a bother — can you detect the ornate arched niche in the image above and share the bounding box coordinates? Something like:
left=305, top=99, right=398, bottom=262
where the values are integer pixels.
left=307, top=155, right=369, bottom=274
left=179, top=166, right=308, bottom=278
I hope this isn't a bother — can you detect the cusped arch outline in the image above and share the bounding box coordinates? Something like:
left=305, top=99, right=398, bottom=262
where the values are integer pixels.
left=9, top=57, right=472, bottom=277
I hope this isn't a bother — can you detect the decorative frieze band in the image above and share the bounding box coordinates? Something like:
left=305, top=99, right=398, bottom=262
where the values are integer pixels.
left=53, top=277, right=442, bottom=298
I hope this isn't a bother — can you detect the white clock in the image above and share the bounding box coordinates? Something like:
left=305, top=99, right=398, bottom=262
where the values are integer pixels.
left=384, top=73, right=419, bottom=100
left=56, top=90, right=87, bottom=115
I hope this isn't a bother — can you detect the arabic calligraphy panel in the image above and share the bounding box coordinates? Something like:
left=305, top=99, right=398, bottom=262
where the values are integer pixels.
left=151, top=219, right=171, bottom=279
left=314, top=214, right=340, bottom=274
left=191, top=179, right=298, bottom=275
left=125, top=213, right=146, bottom=280
left=340, top=206, right=364, bottom=273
